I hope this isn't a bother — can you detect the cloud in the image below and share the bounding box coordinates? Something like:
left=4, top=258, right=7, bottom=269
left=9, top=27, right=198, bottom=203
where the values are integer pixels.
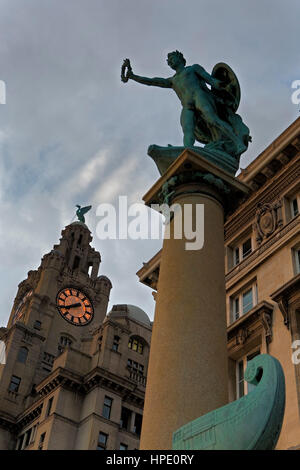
left=0, top=0, right=299, bottom=325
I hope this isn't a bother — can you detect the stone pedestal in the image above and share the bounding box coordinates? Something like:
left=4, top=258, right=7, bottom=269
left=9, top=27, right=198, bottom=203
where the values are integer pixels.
left=140, top=149, right=250, bottom=450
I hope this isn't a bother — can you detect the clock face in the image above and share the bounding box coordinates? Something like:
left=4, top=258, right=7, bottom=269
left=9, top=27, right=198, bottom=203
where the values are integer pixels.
left=56, top=287, right=94, bottom=326
left=13, top=290, right=33, bottom=324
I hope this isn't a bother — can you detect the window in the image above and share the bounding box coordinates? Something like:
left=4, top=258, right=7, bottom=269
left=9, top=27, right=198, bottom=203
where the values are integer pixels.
left=120, top=443, right=128, bottom=450
left=128, top=337, right=144, bottom=354
left=102, top=396, right=113, bottom=420
left=58, top=336, right=72, bottom=353
left=17, top=347, right=28, bottom=364
left=112, top=335, right=120, bottom=352
left=236, top=350, right=260, bottom=398
left=232, top=237, right=252, bottom=266
left=9, top=375, right=21, bottom=392
left=133, top=413, right=143, bottom=437
left=233, top=247, right=240, bottom=265
left=33, top=320, right=41, bottom=330
left=232, top=297, right=240, bottom=322
left=24, top=429, right=31, bottom=448
left=46, top=397, right=54, bottom=417
left=231, top=284, right=257, bottom=323
left=38, top=432, right=46, bottom=450
left=127, top=359, right=144, bottom=375
left=60, top=336, right=72, bottom=347
left=42, top=352, right=55, bottom=372
left=97, top=432, right=108, bottom=450
left=120, top=407, right=132, bottom=431
left=291, top=197, right=299, bottom=218
left=16, top=432, right=31, bottom=450
left=295, top=249, right=300, bottom=274
left=16, top=434, right=24, bottom=450
left=72, top=256, right=80, bottom=270
left=98, top=335, right=103, bottom=350
left=242, top=288, right=253, bottom=314
left=42, top=352, right=55, bottom=373
left=30, top=425, right=37, bottom=444
left=242, top=239, right=252, bottom=258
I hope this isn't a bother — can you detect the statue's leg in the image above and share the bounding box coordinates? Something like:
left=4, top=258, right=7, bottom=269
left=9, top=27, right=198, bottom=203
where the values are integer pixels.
left=195, top=97, right=245, bottom=154
left=180, top=108, right=195, bottom=147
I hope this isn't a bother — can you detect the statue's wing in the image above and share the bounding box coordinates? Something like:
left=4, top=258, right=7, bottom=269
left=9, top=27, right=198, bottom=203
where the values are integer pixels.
left=211, top=62, right=241, bottom=112
left=80, top=205, right=92, bottom=215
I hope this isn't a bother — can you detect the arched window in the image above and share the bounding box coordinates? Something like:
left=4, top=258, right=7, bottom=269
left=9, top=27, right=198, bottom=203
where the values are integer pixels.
left=58, top=335, right=73, bottom=354
left=17, top=347, right=28, bottom=364
left=128, top=337, right=144, bottom=355
left=59, top=336, right=72, bottom=347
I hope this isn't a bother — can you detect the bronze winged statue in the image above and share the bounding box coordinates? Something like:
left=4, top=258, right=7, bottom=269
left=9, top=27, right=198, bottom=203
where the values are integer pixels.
left=121, top=51, right=251, bottom=173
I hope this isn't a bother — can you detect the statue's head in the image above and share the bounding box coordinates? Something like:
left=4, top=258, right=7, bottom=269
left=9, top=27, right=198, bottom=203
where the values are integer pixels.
left=167, top=50, right=186, bottom=70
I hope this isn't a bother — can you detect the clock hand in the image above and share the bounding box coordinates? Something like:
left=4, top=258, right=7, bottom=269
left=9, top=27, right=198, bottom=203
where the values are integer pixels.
left=64, top=303, right=82, bottom=309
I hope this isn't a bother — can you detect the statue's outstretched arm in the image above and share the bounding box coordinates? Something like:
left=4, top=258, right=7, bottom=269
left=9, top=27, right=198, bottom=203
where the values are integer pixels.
left=130, top=73, right=172, bottom=88
left=194, top=64, right=222, bottom=89
left=121, top=58, right=172, bottom=88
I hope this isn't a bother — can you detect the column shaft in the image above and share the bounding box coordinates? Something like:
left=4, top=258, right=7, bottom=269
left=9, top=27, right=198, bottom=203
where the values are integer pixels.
left=140, top=191, right=229, bottom=449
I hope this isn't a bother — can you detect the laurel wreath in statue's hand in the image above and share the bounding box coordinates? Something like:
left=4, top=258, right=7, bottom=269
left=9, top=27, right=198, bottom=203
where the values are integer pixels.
left=121, top=58, right=132, bottom=83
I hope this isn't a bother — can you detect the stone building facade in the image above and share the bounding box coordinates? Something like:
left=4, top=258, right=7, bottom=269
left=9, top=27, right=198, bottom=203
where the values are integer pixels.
left=137, top=117, right=300, bottom=450
left=0, top=221, right=152, bottom=450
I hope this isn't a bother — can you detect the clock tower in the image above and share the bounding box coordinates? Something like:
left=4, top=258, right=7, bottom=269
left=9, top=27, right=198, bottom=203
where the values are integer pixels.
left=0, top=218, right=151, bottom=451
left=0, top=220, right=112, bottom=431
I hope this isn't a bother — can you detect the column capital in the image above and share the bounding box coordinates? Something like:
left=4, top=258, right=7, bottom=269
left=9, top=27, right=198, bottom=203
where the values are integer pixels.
left=143, top=149, right=251, bottom=215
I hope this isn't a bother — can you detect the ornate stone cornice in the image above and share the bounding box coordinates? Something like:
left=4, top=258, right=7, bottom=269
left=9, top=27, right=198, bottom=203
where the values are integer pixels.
left=16, top=404, right=43, bottom=432
left=239, top=118, right=300, bottom=186
left=0, top=412, right=16, bottom=433
left=270, top=273, right=300, bottom=328
left=227, top=301, right=274, bottom=354
left=34, top=364, right=145, bottom=409
left=82, top=366, right=145, bottom=406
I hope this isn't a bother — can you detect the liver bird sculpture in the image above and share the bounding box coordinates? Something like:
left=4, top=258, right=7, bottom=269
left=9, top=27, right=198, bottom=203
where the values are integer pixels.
left=75, top=205, right=92, bottom=224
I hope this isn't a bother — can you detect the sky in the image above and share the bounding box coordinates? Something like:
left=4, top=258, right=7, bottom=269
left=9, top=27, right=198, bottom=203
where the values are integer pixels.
left=0, top=0, right=299, bottom=325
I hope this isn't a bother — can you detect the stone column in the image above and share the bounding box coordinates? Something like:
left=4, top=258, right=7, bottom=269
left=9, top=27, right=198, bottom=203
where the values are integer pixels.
left=140, top=149, right=250, bottom=450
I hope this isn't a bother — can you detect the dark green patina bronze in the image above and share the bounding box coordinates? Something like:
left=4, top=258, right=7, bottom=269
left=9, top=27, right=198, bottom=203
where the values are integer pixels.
left=75, top=205, right=92, bottom=224
left=172, top=354, right=285, bottom=450
left=121, top=51, right=251, bottom=174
